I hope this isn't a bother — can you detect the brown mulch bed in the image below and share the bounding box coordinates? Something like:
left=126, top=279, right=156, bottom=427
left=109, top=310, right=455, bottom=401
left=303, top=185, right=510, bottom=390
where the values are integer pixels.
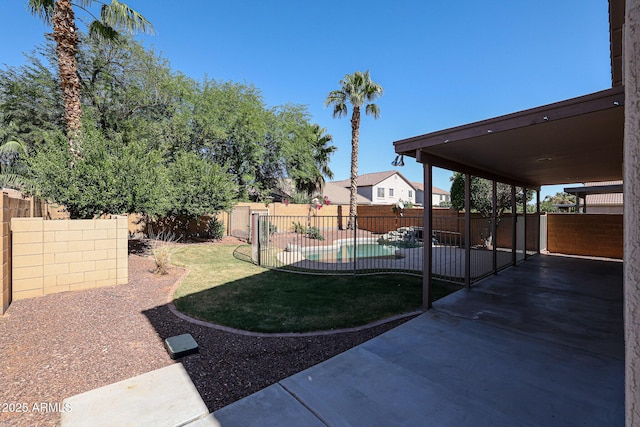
left=0, top=239, right=415, bottom=426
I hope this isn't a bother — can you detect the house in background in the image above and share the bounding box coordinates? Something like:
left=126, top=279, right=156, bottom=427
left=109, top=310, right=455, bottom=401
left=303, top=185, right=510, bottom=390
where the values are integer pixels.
left=321, top=182, right=372, bottom=206
left=564, top=180, right=624, bottom=214
left=584, top=181, right=623, bottom=214
left=411, top=182, right=451, bottom=207
left=331, top=171, right=416, bottom=206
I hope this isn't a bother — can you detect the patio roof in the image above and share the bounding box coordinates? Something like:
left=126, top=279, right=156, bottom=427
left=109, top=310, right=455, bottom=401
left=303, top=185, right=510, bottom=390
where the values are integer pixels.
left=563, top=183, right=624, bottom=197
left=393, top=86, right=624, bottom=189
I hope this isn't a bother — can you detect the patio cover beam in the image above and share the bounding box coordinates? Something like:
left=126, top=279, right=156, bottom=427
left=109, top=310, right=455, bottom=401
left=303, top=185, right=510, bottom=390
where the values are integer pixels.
left=414, top=152, right=539, bottom=190
left=563, top=184, right=624, bottom=196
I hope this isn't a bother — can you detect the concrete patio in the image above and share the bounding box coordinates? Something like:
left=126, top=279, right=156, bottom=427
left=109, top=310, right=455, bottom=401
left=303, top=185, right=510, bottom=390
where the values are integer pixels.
left=211, top=253, right=624, bottom=426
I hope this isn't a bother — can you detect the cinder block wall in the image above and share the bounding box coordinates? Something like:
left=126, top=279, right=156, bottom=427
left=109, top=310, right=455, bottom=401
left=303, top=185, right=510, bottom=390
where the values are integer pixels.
left=1, top=193, right=40, bottom=314
left=547, top=214, right=623, bottom=259
left=11, top=216, right=128, bottom=301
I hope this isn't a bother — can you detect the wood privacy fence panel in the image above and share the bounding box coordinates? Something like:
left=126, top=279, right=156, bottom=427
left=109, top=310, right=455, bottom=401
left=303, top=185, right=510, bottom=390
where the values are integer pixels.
left=10, top=216, right=128, bottom=301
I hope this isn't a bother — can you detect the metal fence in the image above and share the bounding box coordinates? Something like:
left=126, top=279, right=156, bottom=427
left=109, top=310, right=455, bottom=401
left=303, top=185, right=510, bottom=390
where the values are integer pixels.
left=250, top=213, right=528, bottom=284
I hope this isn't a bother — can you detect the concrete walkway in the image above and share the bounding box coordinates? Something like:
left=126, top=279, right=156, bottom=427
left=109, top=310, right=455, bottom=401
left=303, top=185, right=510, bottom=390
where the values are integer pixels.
left=62, top=254, right=624, bottom=426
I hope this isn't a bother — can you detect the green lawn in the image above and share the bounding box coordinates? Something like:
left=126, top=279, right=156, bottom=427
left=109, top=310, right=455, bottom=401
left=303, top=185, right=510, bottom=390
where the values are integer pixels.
left=172, top=244, right=460, bottom=333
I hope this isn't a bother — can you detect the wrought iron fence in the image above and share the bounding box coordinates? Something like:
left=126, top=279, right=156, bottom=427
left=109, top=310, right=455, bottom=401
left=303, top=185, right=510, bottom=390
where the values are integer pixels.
left=248, top=213, right=528, bottom=284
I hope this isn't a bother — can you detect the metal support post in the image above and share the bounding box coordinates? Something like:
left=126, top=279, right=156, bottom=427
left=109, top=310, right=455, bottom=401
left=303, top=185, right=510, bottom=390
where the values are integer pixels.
left=464, top=174, right=471, bottom=288
left=492, top=180, right=497, bottom=274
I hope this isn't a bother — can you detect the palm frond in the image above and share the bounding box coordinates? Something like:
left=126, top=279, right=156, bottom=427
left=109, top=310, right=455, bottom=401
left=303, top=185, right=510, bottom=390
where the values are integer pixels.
left=88, top=20, right=121, bottom=42
left=101, top=0, right=155, bottom=35
left=27, top=0, right=55, bottom=24
left=0, top=139, right=28, bottom=157
left=365, top=103, right=381, bottom=119
left=0, top=171, right=35, bottom=193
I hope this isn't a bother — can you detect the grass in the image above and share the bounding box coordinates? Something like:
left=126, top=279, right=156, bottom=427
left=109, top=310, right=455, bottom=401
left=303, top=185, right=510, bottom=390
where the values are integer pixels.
left=172, top=244, right=461, bottom=333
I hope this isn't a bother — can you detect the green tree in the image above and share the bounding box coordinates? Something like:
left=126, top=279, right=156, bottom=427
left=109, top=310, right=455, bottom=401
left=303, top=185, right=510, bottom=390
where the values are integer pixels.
left=0, top=116, right=31, bottom=189
left=27, top=0, right=153, bottom=151
left=450, top=173, right=515, bottom=217
left=167, top=152, right=236, bottom=219
left=0, top=45, right=65, bottom=143
left=275, top=105, right=336, bottom=197
left=325, top=70, right=383, bottom=229
left=450, top=173, right=534, bottom=245
left=303, top=124, right=336, bottom=194
left=76, top=33, right=193, bottom=137
left=2, top=32, right=328, bottom=212
left=190, top=80, right=270, bottom=200
left=540, top=192, right=576, bottom=212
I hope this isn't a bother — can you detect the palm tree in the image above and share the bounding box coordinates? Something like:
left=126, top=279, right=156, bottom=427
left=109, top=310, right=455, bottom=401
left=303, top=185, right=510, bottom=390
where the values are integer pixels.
left=325, top=70, right=382, bottom=229
left=294, top=124, right=336, bottom=196
left=27, top=0, right=153, bottom=153
left=0, top=118, right=31, bottom=190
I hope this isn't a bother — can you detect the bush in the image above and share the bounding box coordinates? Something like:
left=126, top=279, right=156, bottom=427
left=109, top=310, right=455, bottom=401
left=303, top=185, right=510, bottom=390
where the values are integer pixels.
left=306, top=226, right=324, bottom=241
left=292, top=221, right=306, bottom=233
left=149, top=231, right=179, bottom=275
left=28, top=129, right=170, bottom=218
left=269, top=221, right=278, bottom=235
left=206, top=217, right=225, bottom=240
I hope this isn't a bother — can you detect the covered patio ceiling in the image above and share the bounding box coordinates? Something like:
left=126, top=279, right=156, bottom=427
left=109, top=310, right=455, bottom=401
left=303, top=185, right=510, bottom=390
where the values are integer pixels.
left=393, top=86, right=624, bottom=190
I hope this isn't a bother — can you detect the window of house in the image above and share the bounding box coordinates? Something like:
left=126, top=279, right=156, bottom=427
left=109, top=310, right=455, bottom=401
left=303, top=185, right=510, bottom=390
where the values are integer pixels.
left=377, top=188, right=385, bottom=198
left=409, top=190, right=413, bottom=198
left=389, top=188, right=394, bottom=197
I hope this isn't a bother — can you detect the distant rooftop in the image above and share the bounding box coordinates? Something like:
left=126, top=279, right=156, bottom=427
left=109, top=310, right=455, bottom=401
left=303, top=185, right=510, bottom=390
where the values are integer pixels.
left=411, top=182, right=450, bottom=195
left=331, top=170, right=415, bottom=189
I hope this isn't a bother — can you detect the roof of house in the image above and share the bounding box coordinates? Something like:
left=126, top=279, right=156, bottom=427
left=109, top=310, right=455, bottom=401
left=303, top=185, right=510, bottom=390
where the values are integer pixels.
left=322, top=182, right=372, bottom=205
left=411, top=182, right=450, bottom=195
left=586, top=193, right=623, bottom=205
left=331, top=171, right=416, bottom=190
left=584, top=180, right=623, bottom=205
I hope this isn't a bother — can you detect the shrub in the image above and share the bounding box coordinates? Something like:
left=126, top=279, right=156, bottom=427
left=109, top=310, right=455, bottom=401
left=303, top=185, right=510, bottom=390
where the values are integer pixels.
left=306, top=226, right=324, bottom=241
left=292, top=221, right=305, bottom=233
left=206, top=217, right=225, bottom=240
left=269, top=222, right=278, bottom=235
left=149, top=231, right=179, bottom=275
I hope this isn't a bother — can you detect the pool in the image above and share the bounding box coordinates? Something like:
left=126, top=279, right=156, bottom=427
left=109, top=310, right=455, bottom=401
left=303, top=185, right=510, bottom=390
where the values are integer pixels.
left=303, top=242, right=397, bottom=262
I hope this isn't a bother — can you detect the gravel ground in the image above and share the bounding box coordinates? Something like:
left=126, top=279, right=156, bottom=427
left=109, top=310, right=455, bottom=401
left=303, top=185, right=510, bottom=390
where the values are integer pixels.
left=0, top=240, right=415, bottom=426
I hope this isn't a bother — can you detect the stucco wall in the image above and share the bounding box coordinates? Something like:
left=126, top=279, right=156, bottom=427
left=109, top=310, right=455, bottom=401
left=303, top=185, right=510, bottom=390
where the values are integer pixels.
left=11, top=216, right=128, bottom=301
left=369, top=175, right=415, bottom=205
left=625, top=0, right=640, bottom=423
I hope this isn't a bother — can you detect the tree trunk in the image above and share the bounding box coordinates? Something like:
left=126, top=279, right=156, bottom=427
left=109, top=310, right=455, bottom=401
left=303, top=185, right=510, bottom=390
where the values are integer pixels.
left=625, top=1, right=640, bottom=425
left=52, top=0, right=82, bottom=154
left=347, top=106, right=360, bottom=230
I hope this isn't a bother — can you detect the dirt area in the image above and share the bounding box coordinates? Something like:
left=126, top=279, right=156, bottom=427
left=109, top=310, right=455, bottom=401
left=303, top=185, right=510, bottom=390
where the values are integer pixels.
left=0, top=239, right=414, bottom=426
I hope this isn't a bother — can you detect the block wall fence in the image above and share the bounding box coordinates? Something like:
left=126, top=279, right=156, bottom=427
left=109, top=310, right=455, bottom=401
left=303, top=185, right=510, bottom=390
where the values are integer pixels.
left=128, top=203, right=346, bottom=236
left=0, top=192, right=47, bottom=314
left=10, top=216, right=128, bottom=302
left=546, top=213, right=623, bottom=259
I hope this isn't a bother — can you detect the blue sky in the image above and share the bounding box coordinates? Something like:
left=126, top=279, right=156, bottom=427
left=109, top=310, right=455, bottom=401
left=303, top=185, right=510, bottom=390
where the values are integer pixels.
left=0, top=0, right=611, bottom=198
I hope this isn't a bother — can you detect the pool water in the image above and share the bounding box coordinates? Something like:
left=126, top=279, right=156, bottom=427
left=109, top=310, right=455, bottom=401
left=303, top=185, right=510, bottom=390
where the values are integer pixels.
left=305, top=243, right=397, bottom=262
